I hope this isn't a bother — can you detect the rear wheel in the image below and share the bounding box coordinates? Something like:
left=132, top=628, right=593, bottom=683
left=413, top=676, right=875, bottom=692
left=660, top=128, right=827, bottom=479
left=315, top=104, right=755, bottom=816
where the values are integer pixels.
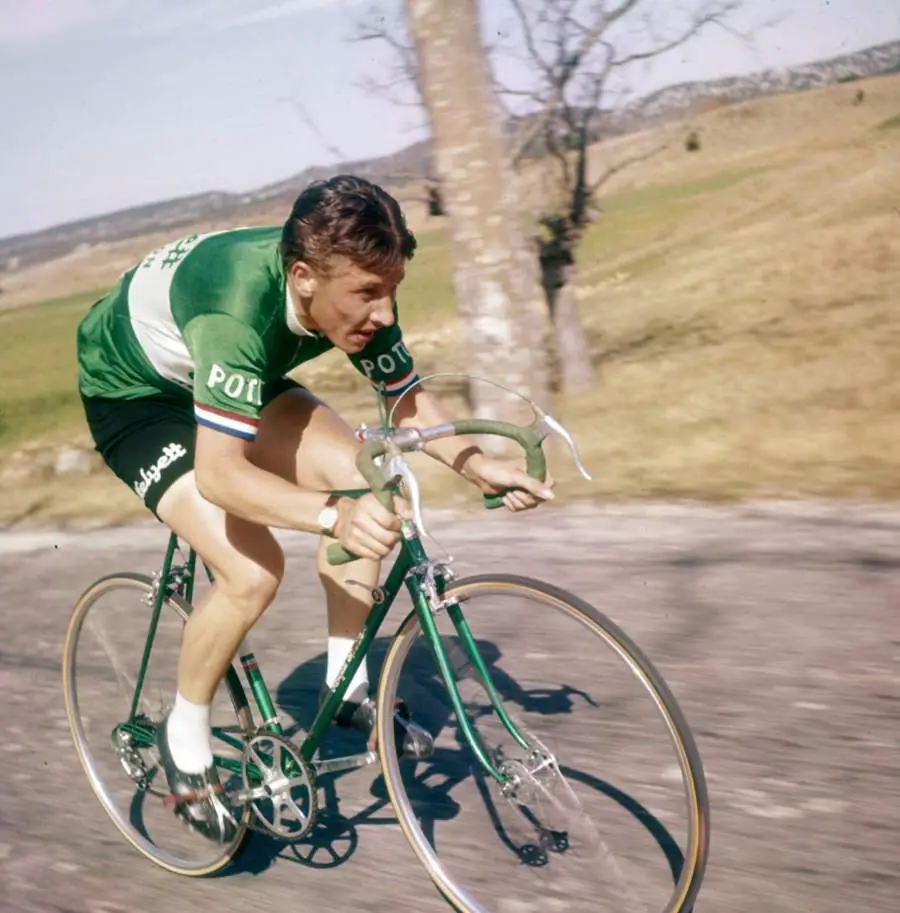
left=62, top=573, right=254, bottom=876
left=376, top=574, right=710, bottom=913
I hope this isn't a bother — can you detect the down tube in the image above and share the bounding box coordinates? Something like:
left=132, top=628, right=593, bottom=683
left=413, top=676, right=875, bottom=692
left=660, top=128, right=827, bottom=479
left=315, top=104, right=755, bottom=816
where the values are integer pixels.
left=299, top=546, right=416, bottom=764
left=408, top=580, right=507, bottom=784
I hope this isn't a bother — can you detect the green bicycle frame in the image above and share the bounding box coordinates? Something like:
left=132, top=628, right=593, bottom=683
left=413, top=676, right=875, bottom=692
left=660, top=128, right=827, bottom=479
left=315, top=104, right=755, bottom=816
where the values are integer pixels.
left=121, top=508, right=527, bottom=786
left=121, top=387, right=544, bottom=786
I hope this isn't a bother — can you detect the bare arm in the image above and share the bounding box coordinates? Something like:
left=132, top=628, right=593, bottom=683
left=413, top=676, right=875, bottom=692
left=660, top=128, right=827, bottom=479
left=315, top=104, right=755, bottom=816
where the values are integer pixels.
left=193, top=425, right=335, bottom=531
left=389, top=385, right=555, bottom=509
left=194, top=425, right=404, bottom=559
left=389, top=385, right=486, bottom=482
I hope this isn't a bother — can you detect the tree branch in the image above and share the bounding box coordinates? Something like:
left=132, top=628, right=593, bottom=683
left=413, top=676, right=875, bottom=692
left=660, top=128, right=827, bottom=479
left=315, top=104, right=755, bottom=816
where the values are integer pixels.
left=351, top=4, right=424, bottom=102
left=509, top=0, right=555, bottom=79
left=602, top=0, right=643, bottom=31
left=589, top=142, right=669, bottom=194
left=611, top=1, right=744, bottom=68
left=509, top=0, right=650, bottom=163
left=276, top=95, right=348, bottom=162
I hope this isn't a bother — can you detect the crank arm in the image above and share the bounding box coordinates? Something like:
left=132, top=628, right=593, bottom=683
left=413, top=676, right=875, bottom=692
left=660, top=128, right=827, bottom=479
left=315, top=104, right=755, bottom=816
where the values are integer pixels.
left=230, top=773, right=311, bottom=805
left=230, top=784, right=269, bottom=804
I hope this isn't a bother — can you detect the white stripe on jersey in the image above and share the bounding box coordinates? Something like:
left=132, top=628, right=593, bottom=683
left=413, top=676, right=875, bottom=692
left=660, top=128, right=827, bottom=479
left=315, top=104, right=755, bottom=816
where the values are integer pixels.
left=194, top=405, right=259, bottom=440
left=127, top=230, right=233, bottom=389
left=381, top=369, right=418, bottom=394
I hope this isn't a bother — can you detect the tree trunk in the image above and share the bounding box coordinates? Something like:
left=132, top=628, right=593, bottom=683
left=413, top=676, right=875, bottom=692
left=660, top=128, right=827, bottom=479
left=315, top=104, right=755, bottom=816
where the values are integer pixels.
left=539, top=228, right=595, bottom=394
left=404, top=0, right=551, bottom=421
left=548, top=265, right=594, bottom=393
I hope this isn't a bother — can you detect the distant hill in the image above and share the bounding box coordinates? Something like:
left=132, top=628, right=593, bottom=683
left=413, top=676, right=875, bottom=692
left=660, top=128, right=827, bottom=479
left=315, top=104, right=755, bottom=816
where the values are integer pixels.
left=1, top=38, right=897, bottom=272
left=620, top=37, right=900, bottom=126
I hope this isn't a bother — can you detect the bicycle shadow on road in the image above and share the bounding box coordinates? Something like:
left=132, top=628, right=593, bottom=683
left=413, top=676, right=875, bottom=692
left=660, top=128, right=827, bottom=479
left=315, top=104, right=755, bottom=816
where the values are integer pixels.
left=225, top=634, right=684, bottom=886
left=221, top=636, right=396, bottom=876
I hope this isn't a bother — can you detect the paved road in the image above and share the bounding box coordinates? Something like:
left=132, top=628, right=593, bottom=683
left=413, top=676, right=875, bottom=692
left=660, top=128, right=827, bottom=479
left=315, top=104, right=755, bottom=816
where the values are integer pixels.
left=1, top=501, right=898, bottom=912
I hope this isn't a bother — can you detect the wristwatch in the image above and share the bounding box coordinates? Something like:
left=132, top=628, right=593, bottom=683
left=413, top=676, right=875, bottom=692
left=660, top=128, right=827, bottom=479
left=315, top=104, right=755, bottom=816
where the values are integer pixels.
left=317, top=504, right=339, bottom=537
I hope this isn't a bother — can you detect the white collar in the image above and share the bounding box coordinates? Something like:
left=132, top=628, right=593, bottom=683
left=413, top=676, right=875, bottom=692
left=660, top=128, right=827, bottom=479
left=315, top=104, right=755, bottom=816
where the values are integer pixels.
left=284, top=283, right=316, bottom=337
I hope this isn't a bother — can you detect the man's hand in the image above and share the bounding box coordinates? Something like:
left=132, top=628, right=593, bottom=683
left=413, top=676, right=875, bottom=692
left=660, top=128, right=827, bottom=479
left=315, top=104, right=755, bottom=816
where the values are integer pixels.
left=332, top=493, right=412, bottom=561
left=460, top=453, right=555, bottom=512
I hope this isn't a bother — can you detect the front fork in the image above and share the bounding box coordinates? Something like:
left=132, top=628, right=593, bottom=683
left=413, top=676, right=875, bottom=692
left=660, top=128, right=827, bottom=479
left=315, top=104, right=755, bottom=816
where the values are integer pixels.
left=403, top=535, right=533, bottom=786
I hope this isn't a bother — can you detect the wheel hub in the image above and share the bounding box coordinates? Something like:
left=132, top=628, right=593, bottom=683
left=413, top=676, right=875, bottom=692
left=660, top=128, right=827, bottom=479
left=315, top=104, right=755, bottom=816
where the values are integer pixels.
left=112, top=724, right=152, bottom=790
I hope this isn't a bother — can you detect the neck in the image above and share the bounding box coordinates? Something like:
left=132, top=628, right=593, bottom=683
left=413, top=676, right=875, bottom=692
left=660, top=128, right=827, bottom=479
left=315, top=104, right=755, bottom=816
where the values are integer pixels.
left=286, top=284, right=319, bottom=335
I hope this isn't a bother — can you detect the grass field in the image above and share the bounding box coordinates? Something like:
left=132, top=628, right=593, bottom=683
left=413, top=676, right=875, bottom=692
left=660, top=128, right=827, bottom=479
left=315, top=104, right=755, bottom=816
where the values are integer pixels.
left=0, top=289, right=102, bottom=447
left=2, top=73, right=899, bottom=526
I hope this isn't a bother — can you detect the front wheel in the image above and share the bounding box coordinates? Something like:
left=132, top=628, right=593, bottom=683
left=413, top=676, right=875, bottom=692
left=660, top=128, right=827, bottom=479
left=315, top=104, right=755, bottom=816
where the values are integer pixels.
left=376, top=574, right=710, bottom=913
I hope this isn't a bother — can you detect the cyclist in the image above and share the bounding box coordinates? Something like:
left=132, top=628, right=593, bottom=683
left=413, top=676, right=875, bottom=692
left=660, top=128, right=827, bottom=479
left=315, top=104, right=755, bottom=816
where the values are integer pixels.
left=76, top=174, right=556, bottom=843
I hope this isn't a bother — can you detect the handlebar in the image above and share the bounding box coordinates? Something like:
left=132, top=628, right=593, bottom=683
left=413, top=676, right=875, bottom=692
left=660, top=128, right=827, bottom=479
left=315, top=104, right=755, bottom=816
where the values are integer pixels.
left=325, top=410, right=591, bottom=567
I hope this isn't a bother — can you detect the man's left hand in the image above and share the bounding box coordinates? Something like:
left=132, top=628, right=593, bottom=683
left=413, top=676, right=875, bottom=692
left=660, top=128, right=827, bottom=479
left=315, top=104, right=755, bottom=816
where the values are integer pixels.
left=461, top=453, right=556, bottom=512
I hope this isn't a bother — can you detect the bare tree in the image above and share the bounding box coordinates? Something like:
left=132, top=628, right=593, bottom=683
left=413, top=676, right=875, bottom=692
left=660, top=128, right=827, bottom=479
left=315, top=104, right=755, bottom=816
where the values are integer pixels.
left=353, top=4, right=426, bottom=117
left=353, top=0, right=751, bottom=395
left=351, top=7, right=445, bottom=217
left=398, top=0, right=552, bottom=422
left=497, top=0, right=750, bottom=391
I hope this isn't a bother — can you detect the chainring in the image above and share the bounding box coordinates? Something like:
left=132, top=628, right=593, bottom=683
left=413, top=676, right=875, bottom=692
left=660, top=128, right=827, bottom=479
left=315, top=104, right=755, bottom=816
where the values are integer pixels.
left=240, top=730, right=318, bottom=842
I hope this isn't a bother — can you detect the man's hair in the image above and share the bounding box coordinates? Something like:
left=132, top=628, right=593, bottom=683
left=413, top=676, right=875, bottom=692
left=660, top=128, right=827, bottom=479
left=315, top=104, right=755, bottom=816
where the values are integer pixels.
left=280, top=174, right=417, bottom=276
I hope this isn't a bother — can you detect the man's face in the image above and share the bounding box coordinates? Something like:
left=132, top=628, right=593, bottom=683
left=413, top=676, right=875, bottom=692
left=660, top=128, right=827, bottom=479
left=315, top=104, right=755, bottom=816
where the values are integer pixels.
left=289, top=256, right=405, bottom=353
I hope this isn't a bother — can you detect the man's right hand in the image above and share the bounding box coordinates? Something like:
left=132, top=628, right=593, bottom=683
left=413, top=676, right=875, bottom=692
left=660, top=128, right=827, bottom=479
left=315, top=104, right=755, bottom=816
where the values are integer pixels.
left=332, top=493, right=410, bottom=561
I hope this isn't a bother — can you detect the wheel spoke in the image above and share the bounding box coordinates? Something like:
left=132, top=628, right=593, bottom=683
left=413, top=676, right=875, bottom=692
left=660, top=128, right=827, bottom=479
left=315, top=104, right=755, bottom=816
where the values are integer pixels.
left=374, top=575, right=710, bottom=913
left=62, top=575, right=251, bottom=876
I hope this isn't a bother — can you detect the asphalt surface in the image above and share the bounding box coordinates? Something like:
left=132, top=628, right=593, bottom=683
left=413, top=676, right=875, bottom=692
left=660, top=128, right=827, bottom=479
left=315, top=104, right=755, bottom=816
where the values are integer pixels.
left=1, top=500, right=898, bottom=912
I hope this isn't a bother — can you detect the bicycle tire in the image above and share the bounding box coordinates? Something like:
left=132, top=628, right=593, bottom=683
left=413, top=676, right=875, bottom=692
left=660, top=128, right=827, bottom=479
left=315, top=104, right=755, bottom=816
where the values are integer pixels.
left=62, top=572, right=254, bottom=877
left=375, top=573, right=710, bottom=913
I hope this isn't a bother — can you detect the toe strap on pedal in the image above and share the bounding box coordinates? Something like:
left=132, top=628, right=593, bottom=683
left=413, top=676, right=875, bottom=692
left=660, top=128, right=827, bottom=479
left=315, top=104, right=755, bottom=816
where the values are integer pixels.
left=162, top=782, right=225, bottom=808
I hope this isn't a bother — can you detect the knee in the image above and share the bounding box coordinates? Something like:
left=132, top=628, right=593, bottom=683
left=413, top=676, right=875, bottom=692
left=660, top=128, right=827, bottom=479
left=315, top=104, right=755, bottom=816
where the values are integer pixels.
left=215, top=548, right=284, bottom=620
left=325, top=447, right=368, bottom=492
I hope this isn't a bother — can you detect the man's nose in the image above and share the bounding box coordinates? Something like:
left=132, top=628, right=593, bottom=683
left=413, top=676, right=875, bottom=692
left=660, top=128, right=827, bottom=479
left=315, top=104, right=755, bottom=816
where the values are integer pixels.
left=371, top=295, right=396, bottom=328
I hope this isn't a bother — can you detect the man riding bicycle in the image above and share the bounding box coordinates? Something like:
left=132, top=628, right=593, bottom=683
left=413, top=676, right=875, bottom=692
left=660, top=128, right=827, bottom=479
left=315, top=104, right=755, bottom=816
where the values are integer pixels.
left=76, top=174, right=555, bottom=844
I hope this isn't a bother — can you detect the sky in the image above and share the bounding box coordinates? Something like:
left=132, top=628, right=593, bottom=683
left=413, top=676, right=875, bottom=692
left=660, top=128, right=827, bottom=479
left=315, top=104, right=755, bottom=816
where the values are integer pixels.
left=1, top=0, right=898, bottom=239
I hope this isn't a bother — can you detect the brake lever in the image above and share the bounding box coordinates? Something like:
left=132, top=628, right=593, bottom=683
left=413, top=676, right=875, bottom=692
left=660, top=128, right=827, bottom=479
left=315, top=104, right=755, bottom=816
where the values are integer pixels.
left=387, top=454, right=430, bottom=539
left=532, top=412, right=593, bottom=481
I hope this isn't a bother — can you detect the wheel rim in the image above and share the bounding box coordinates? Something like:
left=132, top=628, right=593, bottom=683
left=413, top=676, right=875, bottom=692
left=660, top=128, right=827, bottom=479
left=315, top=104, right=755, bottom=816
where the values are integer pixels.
left=62, top=576, right=251, bottom=875
left=376, top=576, right=709, bottom=913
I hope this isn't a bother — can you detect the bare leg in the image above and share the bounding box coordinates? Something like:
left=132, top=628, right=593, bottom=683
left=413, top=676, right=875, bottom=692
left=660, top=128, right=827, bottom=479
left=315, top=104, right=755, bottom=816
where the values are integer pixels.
left=157, top=487, right=284, bottom=705
left=251, top=387, right=383, bottom=698
left=153, top=474, right=284, bottom=774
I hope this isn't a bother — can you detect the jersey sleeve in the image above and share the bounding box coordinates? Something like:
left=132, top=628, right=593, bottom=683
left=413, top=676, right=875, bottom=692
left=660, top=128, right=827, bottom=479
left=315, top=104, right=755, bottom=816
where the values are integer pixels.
left=183, top=313, right=269, bottom=441
left=347, top=311, right=420, bottom=398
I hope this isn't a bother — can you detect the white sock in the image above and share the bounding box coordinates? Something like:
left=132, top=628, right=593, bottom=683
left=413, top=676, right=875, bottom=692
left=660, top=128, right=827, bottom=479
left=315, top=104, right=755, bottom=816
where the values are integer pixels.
left=327, top=636, right=369, bottom=704
left=166, top=691, right=213, bottom=774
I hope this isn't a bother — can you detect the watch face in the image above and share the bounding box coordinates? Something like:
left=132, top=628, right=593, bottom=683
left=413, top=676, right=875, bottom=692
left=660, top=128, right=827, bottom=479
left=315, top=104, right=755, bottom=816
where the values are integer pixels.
left=318, top=506, right=338, bottom=532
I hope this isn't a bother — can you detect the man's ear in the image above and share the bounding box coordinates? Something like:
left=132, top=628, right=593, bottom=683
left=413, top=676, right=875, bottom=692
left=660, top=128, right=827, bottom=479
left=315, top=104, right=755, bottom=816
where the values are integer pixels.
left=289, top=260, right=317, bottom=298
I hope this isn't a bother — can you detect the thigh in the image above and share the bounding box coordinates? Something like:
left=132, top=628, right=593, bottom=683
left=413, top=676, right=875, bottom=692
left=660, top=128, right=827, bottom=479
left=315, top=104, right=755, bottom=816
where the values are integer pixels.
left=156, top=472, right=284, bottom=591
left=158, top=386, right=357, bottom=588
left=82, top=394, right=196, bottom=519
left=249, top=386, right=366, bottom=493
left=82, top=394, right=283, bottom=587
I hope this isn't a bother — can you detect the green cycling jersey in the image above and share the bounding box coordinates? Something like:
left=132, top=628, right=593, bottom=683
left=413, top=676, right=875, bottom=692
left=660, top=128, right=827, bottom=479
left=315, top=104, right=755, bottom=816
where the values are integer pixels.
left=77, top=226, right=419, bottom=441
